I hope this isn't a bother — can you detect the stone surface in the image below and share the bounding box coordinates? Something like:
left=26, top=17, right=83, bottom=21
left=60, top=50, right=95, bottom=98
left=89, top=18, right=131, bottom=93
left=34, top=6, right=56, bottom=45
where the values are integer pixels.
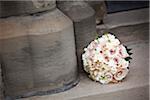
left=0, top=1, right=56, bottom=18
left=97, top=23, right=149, bottom=43
left=18, top=39, right=149, bottom=100
left=0, top=8, right=78, bottom=99
left=86, top=1, right=107, bottom=24
left=57, top=1, right=97, bottom=71
left=17, top=22, right=149, bottom=100
left=0, top=60, right=4, bottom=100
left=71, top=86, right=148, bottom=100
left=97, top=8, right=149, bottom=29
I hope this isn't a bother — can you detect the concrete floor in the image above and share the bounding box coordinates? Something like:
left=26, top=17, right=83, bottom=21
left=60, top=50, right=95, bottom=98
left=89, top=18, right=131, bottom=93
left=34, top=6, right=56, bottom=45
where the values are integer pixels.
left=18, top=21, right=149, bottom=100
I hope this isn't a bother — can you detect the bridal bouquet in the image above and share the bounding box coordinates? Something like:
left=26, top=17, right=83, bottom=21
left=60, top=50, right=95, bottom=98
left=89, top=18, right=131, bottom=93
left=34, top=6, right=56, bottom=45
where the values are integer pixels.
left=82, top=32, right=132, bottom=84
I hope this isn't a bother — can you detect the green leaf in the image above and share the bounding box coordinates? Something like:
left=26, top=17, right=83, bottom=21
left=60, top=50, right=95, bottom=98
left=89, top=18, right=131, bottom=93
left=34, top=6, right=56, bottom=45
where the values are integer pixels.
left=95, top=32, right=99, bottom=39
left=104, top=32, right=108, bottom=34
left=127, top=48, right=132, bottom=51
left=128, top=52, right=133, bottom=55
left=125, top=57, right=132, bottom=62
left=124, top=45, right=133, bottom=56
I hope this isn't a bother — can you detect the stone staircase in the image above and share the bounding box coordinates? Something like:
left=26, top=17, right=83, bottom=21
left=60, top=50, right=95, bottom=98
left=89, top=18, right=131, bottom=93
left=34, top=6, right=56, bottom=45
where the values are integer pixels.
left=19, top=39, right=149, bottom=100
left=17, top=7, right=149, bottom=100
left=18, top=15, right=149, bottom=100
left=0, top=1, right=149, bottom=99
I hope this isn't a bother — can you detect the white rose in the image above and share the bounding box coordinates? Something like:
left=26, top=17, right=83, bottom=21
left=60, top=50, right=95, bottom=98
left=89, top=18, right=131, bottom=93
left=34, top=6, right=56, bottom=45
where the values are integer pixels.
left=92, top=54, right=99, bottom=62
left=107, top=59, right=117, bottom=68
left=95, top=46, right=102, bottom=53
left=83, top=59, right=88, bottom=66
left=97, top=54, right=104, bottom=62
left=82, top=54, right=86, bottom=60
left=98, top=37, right=107, bottom=46
left=114, top=68, right=129, bottom=81
left=94, top=39, right=99, bottom=43
left=99, top=72, right=113, bottom=84
left=83, top=65, right=89, bottom=73
left=88, top=59, right=93, bottom=66
left=120, top=59, right=129, bottom=68
left=106, top=48, right=117, bottom=58
left=102, top=34, right=119, bottom=46
left=107, top=34, right=115, bottom=40
left=102, top=34, right=109, bottom=41
left=103, top=56, right=110, bottom=65
left=87, top=41, right=96, bottom=50
left=118, top=45, right=129, bottom=58
left=106, top=42, right=114, bottom=49
left=95, top=72, right=103, bottom=81
left=111, top=67, right=118, bottom=74
left=84, top=48, right=87, bottom=51
left=111, top=39, right=120, bottom=46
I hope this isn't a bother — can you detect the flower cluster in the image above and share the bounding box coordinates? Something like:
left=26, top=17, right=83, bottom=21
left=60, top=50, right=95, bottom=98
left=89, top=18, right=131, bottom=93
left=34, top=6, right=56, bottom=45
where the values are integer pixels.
left=82, top=33, right=132, bottom=84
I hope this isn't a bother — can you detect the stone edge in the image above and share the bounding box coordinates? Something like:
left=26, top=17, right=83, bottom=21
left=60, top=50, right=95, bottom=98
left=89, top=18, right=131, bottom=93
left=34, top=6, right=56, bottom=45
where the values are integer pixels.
left=5, top=77, right=79, bottom=100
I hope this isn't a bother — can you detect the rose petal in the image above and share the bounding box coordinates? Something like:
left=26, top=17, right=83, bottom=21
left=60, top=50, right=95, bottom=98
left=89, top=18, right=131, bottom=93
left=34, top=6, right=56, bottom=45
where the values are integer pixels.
left=114, top=68, right=129, bottom=81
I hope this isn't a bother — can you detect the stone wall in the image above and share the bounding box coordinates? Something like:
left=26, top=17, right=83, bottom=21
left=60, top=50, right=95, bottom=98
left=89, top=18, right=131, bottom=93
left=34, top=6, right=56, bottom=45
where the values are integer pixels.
left=0, top=1, right=78, bottom=99
left=57, top=1, right=97, bottom=71
left=0, top=1, right=56, bottom=18
left=87, top=1, right=107, bottom=24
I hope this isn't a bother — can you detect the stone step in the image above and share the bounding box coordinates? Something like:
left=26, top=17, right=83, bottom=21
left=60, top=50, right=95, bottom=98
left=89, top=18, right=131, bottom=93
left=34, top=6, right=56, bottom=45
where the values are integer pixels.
left=97, top=8, right=149, bottom=29
left=18, top=40, right=149, bottom=100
